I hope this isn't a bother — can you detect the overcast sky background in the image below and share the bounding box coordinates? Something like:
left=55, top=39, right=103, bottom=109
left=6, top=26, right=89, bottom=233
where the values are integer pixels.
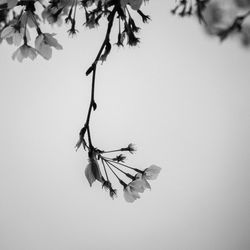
left=0, top=1, right=250, bottom=250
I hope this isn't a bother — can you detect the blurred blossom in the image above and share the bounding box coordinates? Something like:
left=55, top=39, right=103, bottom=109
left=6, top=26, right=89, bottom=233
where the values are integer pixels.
left=1, top=24, right=25, bottom=46
left=143, top=165, right=161, bottom=180
left=35, top=33, right=63, bottom=60
left=12, top=43, right=37, bottom=62
left=203, top=0, right=237, bottom=34
left=135, top=172, right=151, bottom=189
left=234, top=0, right=250, bottom=8
left=123, top=180, right=143, bottom=202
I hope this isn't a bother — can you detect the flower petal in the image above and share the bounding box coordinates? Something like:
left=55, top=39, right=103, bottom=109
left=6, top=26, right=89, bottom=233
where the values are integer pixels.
left=35, top=34, right=44, bottom=50
left=123, top=186, right=140, bottom=202
left=129, top=179, right=146, bottom=193
left=135, top=173, right=151, bottom=190
left=28, top=47, right=37, bottom=60
left=142, top=178, right=151, bottom=189
left=1, top=26, right=13, bottom=39
left=123, top=190, right=135, bottom=202
left=44, top=33, right=63, bottom=50
left=89, top=156, right=103, bottom=182
left=38, top=44, right=52, bottom=60
left=85, top=163, right=96, bottom=186
left=12, top=47, right=20, bottom=61
left=144, top=165, right=161, bottom=180
left=13, top=32, right=23, bottom=46
left=84, top=154, right=103, bottom=186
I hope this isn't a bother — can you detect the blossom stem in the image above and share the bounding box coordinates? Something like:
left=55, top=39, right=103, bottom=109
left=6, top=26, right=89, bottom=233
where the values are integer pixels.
left=101, top=149, right=124, bottom=154
left=125, top=5, right=132, bottom=19
left=82, top=6, right=117, bottom=149
left=29, top=10, right=40, bottom=30
left=104, top=159, right=134, bottom=179
left=103, top=157, right=143, bottom=173
left=105, top=160, right=123, bottom=183
left=23, top=10, right=29, bottom=44
left=86, top=126, right=93, bottom=150
left=101, top=158, right=109, bottom=181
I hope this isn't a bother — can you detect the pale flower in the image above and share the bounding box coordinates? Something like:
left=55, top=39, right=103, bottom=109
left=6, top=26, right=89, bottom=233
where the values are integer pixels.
left=85, top=153, right=103, bottom=186
left=12, top=43, right=37, bottom=62
left=135, top=172, right=151, bottom=189
left=35, top=33, right=63, bottom=60
left=123, top=179, right=145, bottom=202
left=203, top=1, right=237, bottom=35
left=143, top=164, right=161, bottom=180
left=1, top=24, right=24, bottom=46
left=134, top=165, right=161, bottom=191
left=123, top=185, right=140, bottom=203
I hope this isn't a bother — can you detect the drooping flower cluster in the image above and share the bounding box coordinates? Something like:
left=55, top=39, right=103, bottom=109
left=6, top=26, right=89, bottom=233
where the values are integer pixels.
left=0, top=1, right=63, bottom=61
left=0, top=0, right=150, bottom=62
left=83, top=144, right=161, bottom=202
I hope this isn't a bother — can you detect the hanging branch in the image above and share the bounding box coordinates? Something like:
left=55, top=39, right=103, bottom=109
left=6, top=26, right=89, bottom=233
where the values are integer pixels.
left=81, top=5, right=117, bottom=151
left=3, top=0, right=250, bottom=202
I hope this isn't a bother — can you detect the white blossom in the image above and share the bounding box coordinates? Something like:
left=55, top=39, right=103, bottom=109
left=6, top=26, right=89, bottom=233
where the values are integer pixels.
left=85, top=153, right=103, bottom=186
left=12, top=43, right=37, bottom=62
left=123, top=184, right=140, bottom=202
left=135, top=172, right=151, bottom=190
left=1, top=25, right=24, bottom=46
left=123, top=179, right=146, bottom=202
left=35, top=33, right=63, bottom=60
left=132, top=165, right=161, bottom=194
left=143, top=164, right=161, bottom=180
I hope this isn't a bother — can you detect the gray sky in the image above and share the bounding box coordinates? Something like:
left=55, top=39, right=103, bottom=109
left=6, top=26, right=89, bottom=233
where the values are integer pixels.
left=0, top=1, right=250, bottom=250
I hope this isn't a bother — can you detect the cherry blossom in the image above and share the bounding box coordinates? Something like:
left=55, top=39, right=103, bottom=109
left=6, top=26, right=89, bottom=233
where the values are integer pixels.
left=12, top=43, right=37, bottom=62
left=1, top=24, right=25, bottom=46
left=35, top=33, right=62, bottom=60
left=142, top=165, right=161, bottom=180
left=85, top=153, right=104, bottom=186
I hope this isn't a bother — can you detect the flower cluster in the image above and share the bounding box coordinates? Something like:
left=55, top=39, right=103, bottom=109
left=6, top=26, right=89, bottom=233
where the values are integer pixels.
left=0, top=0, right=150, bottom=62
left=83, top=145, right=161, bottom=202
left=0, top=1, right=63, bottom=61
